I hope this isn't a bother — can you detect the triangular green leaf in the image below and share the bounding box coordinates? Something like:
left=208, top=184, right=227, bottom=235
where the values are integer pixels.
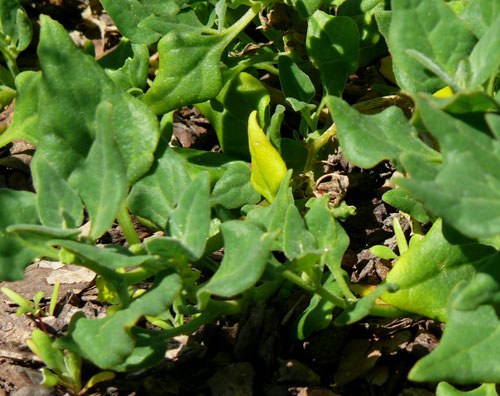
left=168, top=172, right=211, bottom=260
left=327, top=96, right=439, bottom=168
left=55, top=271, right=182, bottom=370
left=388, top=0, right=476, bottom=93
left=381, top=220, right=497, bottom=321
left=197, top=221, right=274, bottom=309
left=306, top=11, right=359, bottom=96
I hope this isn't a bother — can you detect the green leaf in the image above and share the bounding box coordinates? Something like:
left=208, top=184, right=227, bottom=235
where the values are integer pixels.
left=248, top=111, right=288, bottom=203
left=55, top=271, right=182, bottom=370
left=469, top=14, right=500, bottom=88
left=382, top=189, right=432, bottom=223
left=100, top=0, right=181, bottom=44
left=196, top=72, right=270, bottom=160
left=197, top=221, right=274, bottom=309
left=210, top=161, right=261, bottom=209
left=459, top=0, right=500, bottom=39
left=27, top=330, right=66, bottom=377
left=398, top=96, right=500, bottom=239
left=142, top=8, right=259, bottom=116
left=381, top=219, right=497, bottom=322
left=0, top=0, right=32, bottom=55
left=0, top=71, right=41, bottom=147
left=36, top=16, right=159, bottom=184
left=283, top=205, right=317, bottom=260
left=168, top=172, right=211, bottom=260
left=304, top=196, right=349, bottom=275
left=0, top=189, right=51, bottom=281
left=68, top=102, right=128, bottom=239
left=32, top=157, right=83, bottom=229
left=306, top=11, right=359, bottom=96
left=437, top=383, right=499, bottom=396
left=144, top=237, right=192, bottom=269
left=285, top=0, right=322, bottom=18
left=52, top=240, right=154, bottom=276
left=278, top=55, right=316, bottom=103
left=143, top=30, right=223, bottom=115
left=244, top=172, right=294, bottom=250
left=83, top=371, right=116, bottom=393
left=409, top=257, right=500, bottom=383
left=128, top=147, right=191, bottom=231
left=99, top=40, right=149, bottom=91
left=335, top=282, right=399, bottom=325
left=6, top=224, right=80, bottom=242
left=387, top=0, right=476, bottom=93
left=295, top=275, right=341, bottom=339
left=1, top=287, right=34, bottom=314
left=369, top=245, right=398, bottom=260
left=327, top=96, right=439, bottom=168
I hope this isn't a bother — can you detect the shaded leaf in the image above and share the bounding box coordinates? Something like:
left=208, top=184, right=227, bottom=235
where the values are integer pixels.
left=127, top=147, right=191, bottom=230
left=278, top=55, right=316, bottom=103
left=32, top=157, right=83, bottom=229
left=295, top=275, right=341, bottom=339
left=99, top=40, right=149, bottom=91
left=304, top=196, right=349, bottom=275
left=306, top=11, right=359, bottom=96
left=0, top=190, right=51, bottom=281
left=196, top=72, right=270, bottom=160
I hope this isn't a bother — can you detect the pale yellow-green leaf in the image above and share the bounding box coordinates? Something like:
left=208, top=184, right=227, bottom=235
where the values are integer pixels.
left=248, top=111, right=287, bottom=202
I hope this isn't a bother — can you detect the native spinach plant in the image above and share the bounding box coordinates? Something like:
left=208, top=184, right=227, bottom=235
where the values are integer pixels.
left=0, top=0, right=499, bottom=393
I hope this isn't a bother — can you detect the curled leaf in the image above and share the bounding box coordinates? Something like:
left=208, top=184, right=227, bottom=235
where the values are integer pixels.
left=248, top=111, right=287, bottom=203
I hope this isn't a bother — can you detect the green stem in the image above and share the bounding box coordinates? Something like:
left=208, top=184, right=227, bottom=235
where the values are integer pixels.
left=116, top=202, right=140, bottom=246
left=303, top=123, right=337, bottom=172
left=161, top=299, right=245, bottom=338
left=311, top=96, right=328, bottom=125
left=0, top=36, right=19, bottom=79
left=327, top=258, right=357, bottom=301
left=280, top=269, right=348, bottom=309
left=223, top=6, right=260, bottom=46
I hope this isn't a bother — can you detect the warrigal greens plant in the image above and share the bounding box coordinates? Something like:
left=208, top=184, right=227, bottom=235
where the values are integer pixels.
left=0, top=0, right=499, bottom=394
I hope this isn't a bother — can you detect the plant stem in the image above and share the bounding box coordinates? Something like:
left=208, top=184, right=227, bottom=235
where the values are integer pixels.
left=303, top=123, right=337, bottom=172
left=162, top=299, right=245, bottom=338
left=280, top=269, right=348, bottom=309
left=116, top=202, right=140, bottom=246
left=328, top=260, right=357, bottom=301
left=223, top=6, right=260, bottom=45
